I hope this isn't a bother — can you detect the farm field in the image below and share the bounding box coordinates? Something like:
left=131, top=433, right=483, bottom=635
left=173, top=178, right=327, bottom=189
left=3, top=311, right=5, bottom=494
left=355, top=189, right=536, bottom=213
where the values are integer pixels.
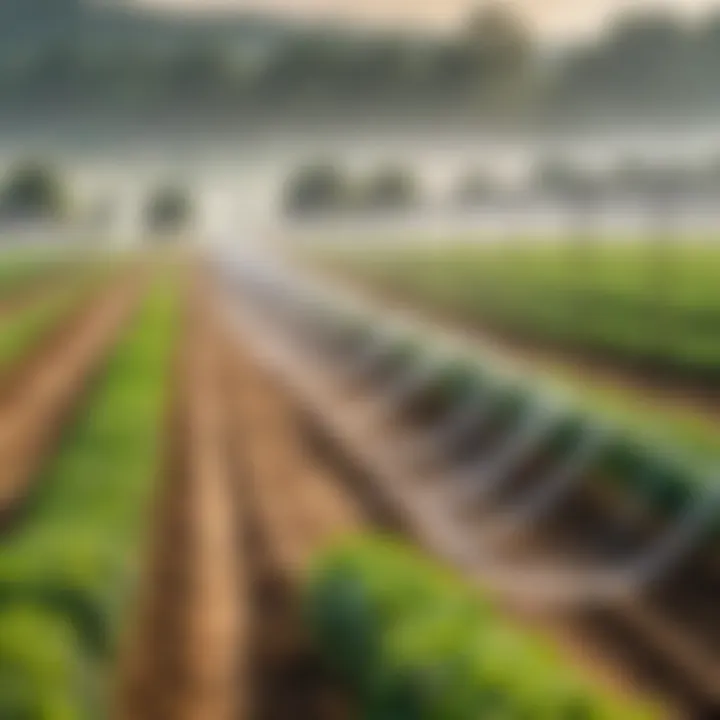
left=0, top=247, right=715, bottom=719
left=302, top=240, right=720, bottom=373
left=300, top=240, right=720, bottom=462
left=211, top=254, right=720, bottom=717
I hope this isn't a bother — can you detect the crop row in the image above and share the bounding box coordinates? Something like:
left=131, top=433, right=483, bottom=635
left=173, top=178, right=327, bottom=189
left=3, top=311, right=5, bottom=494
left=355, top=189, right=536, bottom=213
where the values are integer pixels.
left=0, top=248, right=85, bottom=297
left=306, top=537, right=656, bottom=719
left=317, top=304, right=718, bottom=546
left=307, top=242, right=720, bottom=377
left=230, top=250, right=718, bottom=544
left=0, top=273, right=111, bottom=374
left=0, top=280, right=179, bottom=719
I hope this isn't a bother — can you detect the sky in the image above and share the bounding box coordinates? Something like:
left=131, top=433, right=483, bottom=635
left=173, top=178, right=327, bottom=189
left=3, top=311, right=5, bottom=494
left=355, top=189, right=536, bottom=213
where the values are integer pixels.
left=139, top=0, right=720, bottom=40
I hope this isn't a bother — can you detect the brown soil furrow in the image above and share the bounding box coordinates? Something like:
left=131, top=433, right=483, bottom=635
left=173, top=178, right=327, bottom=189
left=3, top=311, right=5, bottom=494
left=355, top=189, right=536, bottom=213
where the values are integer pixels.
left=179, top=319, right=245, bottom=720
left=225, top=331, right=362, bottom=580
left=114, top=396, right=189, bottom=720
left=0, top=273, right=146, bottom=524
left=219, top=301, right=360, bottom=720
left=116, top=294, right=245, bottom=720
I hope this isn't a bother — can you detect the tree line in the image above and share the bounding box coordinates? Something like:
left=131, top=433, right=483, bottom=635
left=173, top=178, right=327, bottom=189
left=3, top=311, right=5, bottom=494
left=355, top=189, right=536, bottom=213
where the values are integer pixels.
left=0, top=161, right=192, bottom=237
left=284, top=155, right=720, bottom=216
left=3, top=4, right=720, bottom=124
left=0, top=4, right=532, bottom=119
left=549, top=10, right=720, bottom=122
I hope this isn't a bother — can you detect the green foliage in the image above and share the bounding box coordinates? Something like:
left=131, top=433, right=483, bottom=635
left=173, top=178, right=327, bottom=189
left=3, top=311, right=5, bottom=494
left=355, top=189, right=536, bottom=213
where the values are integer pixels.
left=0, top=282, right=95, bottom=371
left=306, top=537, right=657, bottom=719
left=313, top=242, right=720, bottom=377
left=144, top=185, right=193, bottom=235
left=0, top=250, right=98, bottom=299
left=0, top=0, right=538, bottom=121
left=284, top=162, right=351, bottom=216
left=0, top=162, right=67, bottom=221
left=549, top=9, right=710, bottom=121
left=0, top=258, right=113, bottom=379
left=0, top=279, right=179, bottom=717
left=0, top=608, right=87, bottom=720
left=306, top=292, right=718, bottom=527
left=4, top=0, right=720, bottom=123
left=284, top=163, right=422, bottom=216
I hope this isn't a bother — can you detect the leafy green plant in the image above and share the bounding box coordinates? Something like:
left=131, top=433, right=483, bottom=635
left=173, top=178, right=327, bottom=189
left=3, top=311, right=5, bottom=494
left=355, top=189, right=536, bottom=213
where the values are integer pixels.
left=0, top=607, right=89, bottom=720
left=0, top=280, right=99, bottom=371
left=308, top=242, right=720, bottom=461
left=310, top=241, right=720, bottom=377
left=316, top=314, right=716, bottom=534
left=0, top=279, right=179, bottom=718
left=306, top=537, right=657, bottom=719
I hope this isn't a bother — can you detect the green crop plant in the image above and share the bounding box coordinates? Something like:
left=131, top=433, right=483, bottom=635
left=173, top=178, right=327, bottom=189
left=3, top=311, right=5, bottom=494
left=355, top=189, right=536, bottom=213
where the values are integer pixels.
left=307, top=240, right=720, bottom=378
left=305, top=536, right=657, bottom=719
left=305, top=240, right=720, bottom=462
left=0, top=607, right=89, bottom=720
left=316, top=313, right=718, bottom=539
left=0, top=279, right=102, bottom=372
left=0, top=278, right=180, bottom=719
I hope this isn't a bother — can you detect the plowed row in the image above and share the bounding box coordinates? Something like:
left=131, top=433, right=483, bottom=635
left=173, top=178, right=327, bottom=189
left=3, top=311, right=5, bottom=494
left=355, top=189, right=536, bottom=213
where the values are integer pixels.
left=116, top=285, right=361, bottom=719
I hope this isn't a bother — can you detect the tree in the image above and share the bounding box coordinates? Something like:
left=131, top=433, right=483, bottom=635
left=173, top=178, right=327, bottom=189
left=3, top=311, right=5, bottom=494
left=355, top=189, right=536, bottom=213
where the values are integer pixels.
left=462, top=3, right=535, bottom=111
left=0, top=161, right=66, bottom=220
left=549, top=10, right=694, bottom=120
left=465, top=3, right=532, bottom=77
left=145, top=185, right=192, bottom=235
left=283, top=162, right=350, bottom=216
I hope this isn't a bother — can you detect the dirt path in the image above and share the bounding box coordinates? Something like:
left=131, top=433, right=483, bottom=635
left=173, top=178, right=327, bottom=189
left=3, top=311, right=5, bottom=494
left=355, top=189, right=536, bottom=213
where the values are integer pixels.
left=221, top=295, right=361, bottom=720
left=226, top=342, right=361, bottom=579
left=116, top=294, right=245, bottom=720
left=0, top=271, right=147, bottom=526
left=117, top=283, right=360, bottom=720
